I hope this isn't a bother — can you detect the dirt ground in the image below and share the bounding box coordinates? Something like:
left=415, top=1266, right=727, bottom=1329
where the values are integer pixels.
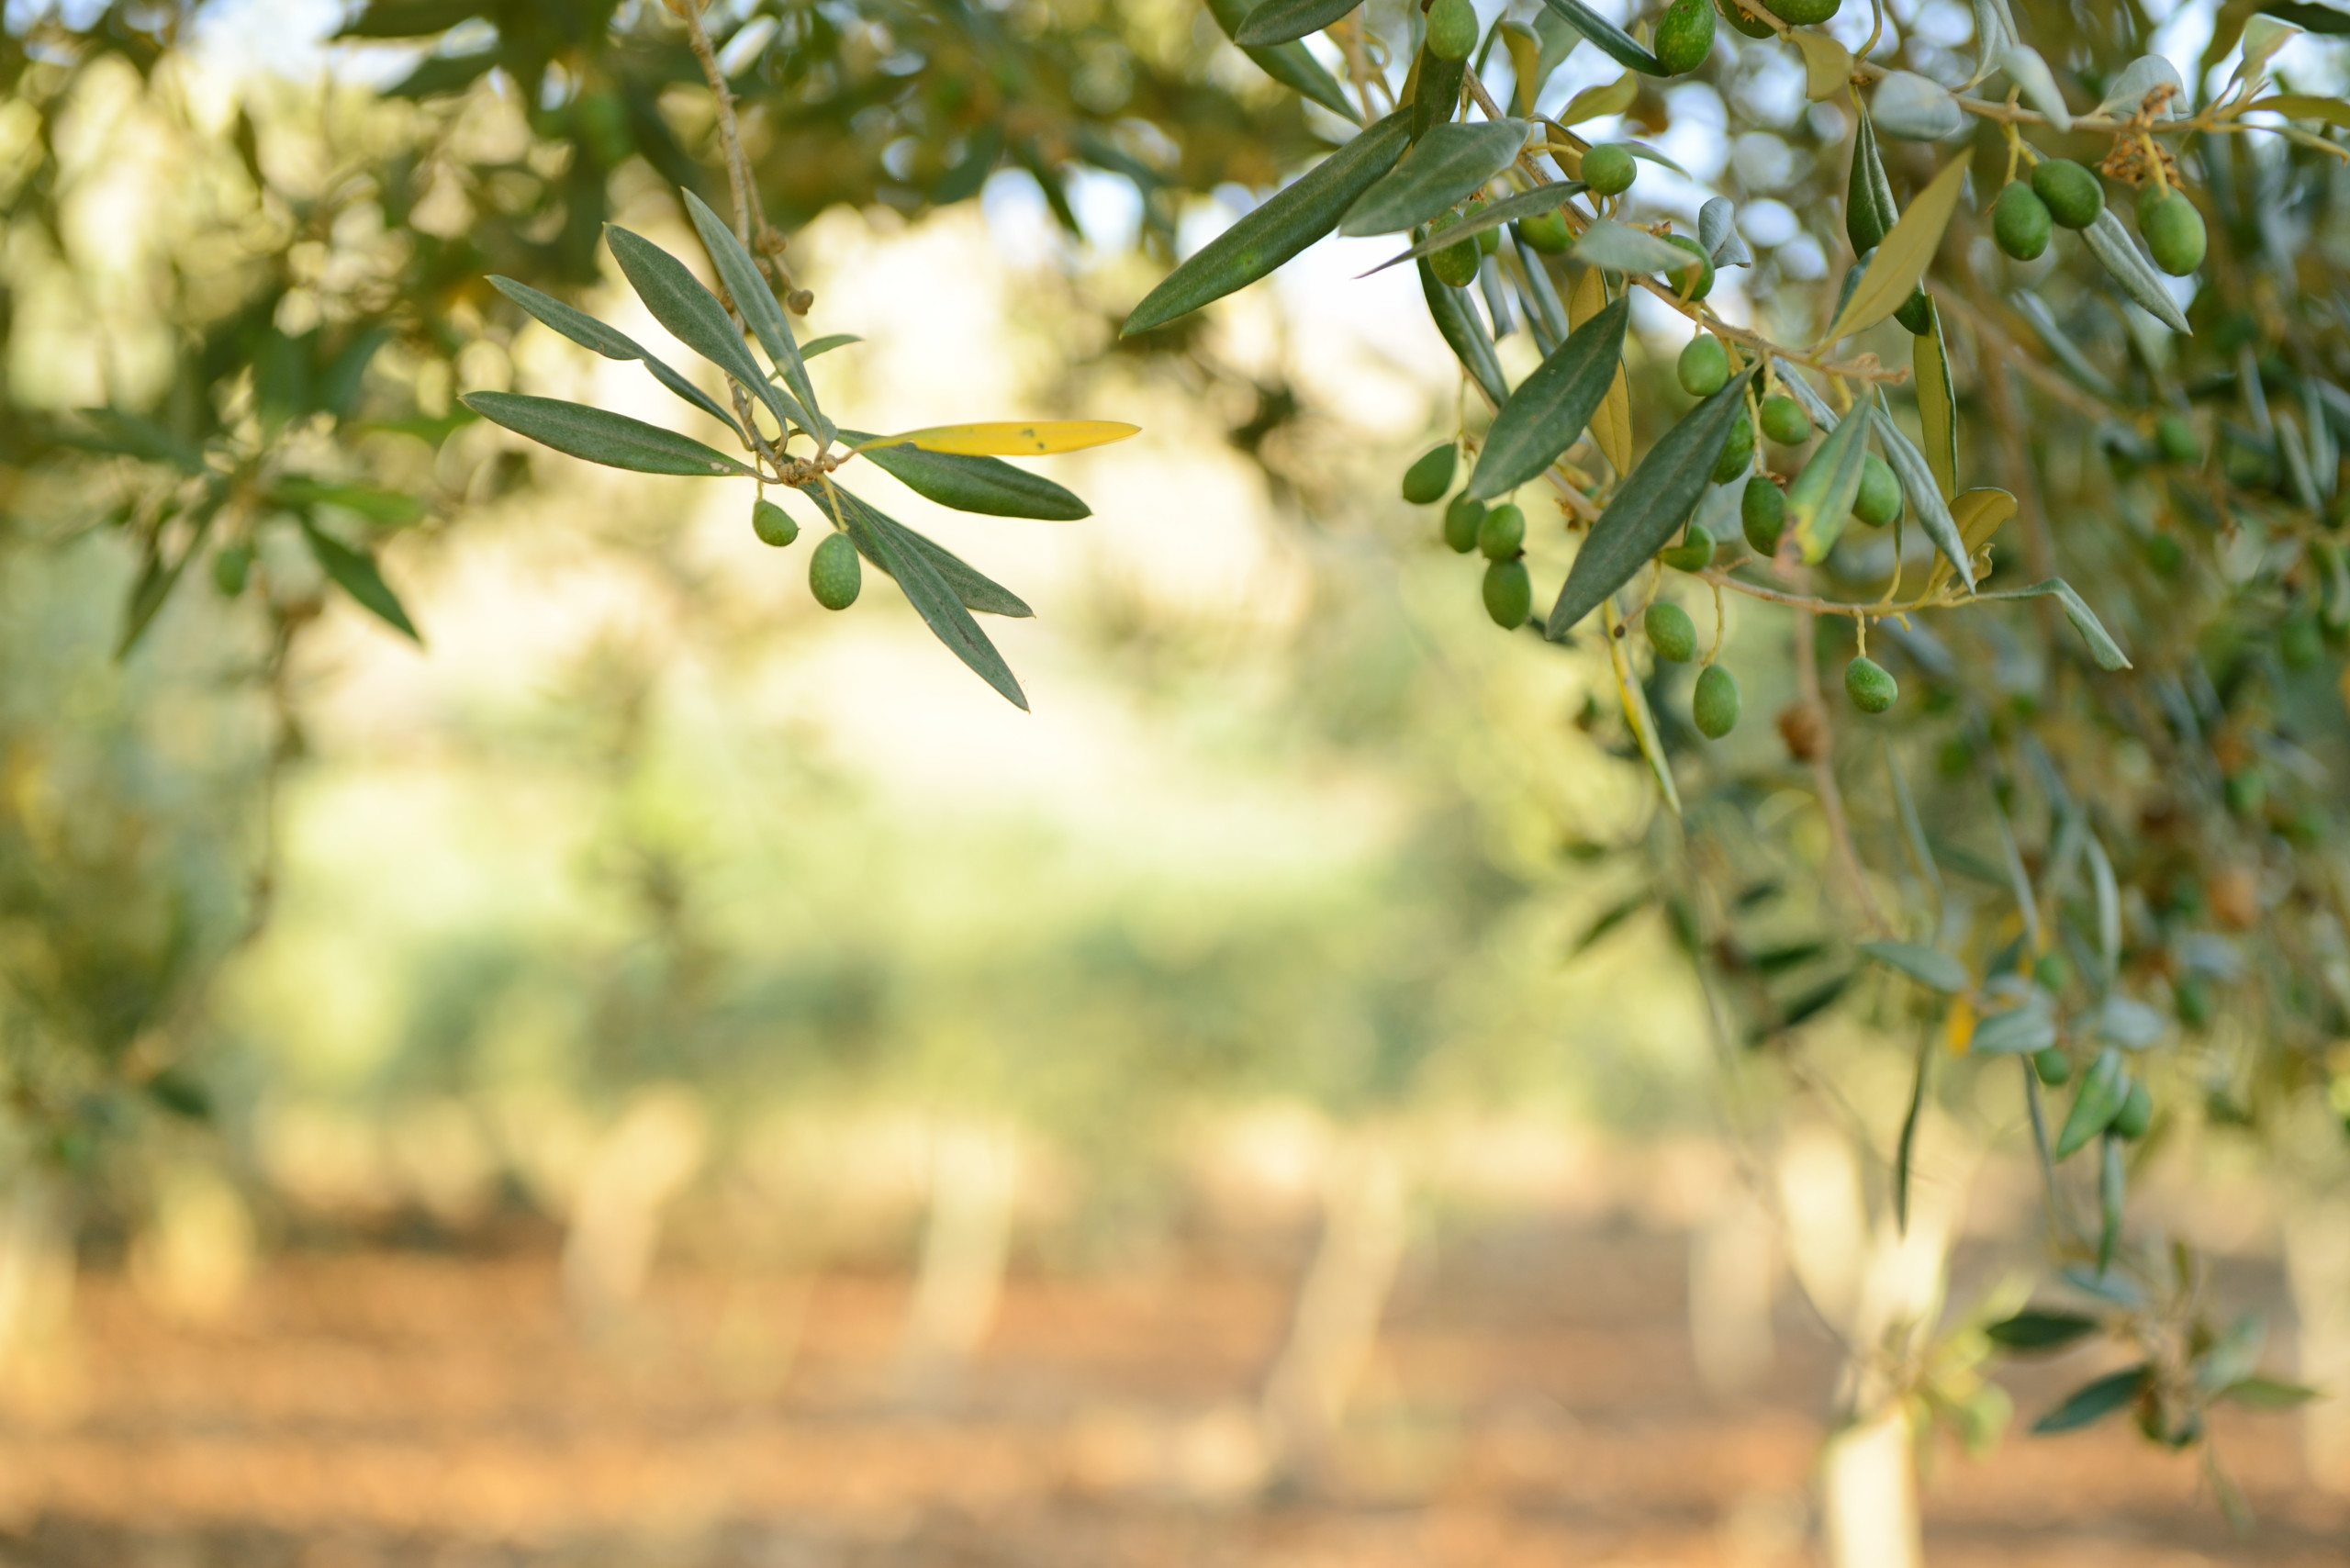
left=2, top=1216, right=2343, bottom=1567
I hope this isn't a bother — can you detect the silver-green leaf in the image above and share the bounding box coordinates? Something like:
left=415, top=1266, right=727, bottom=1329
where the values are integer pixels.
left=605, top=224, right=806, bottom=435
left=461, top=390, right=756, bottom=476
left=1338, top=118, right=1531, bottom=236
left=680, top=189, right=829, bottom=444
left=1362, top=179, right=1588, bottom=274
left=2080, top=209, right=2192, bottom=334
left=1535, top=0, right=1663, bottom=75
left=1858, top=940, right=1971, bottom=993
left=1974, top=577, right=2133, bottom=668
left=1872, top=391, right=1975, bottom=591
left=1546, top=364, right=1758, bottom=637
left=1468, top=294, right=1629, bottom=499
left=841, top=428, right=1089, bottom=521
left=489, top=275, right=744, bottom=437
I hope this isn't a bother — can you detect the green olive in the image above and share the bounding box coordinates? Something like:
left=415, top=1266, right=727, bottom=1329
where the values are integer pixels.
left=753, top=498, right=800, bottom=547
left=1852, top=453, right=1902, bottom=527
left=1443, top=493, right=1485, bottom=554
left=2155, top=413, right=2200, bottom=465
left=1662, top=234, right=1715, bottom=300
left=1478, top=502, right=1527, bottom=561
left=1658, top=524, right=1716, bottom=573
left=1517, top=209, right=1572, bottom=252
left=1741, top=475, right=1785, bottom=554
left=2139, top=188, right=2207, bottom=276
left=1483, top=558, right=1532, bottom=628
left=1844, top=654, right=1897, bottom=713
left=1427, top=210, right=1482, bottom=287
left=1713, top=410, right=1755, bottom=485
left=1679, top=335, right=1730, bottom=398
left=1693, top=664, right=1742, bottom=737
left=1654, top=0, right=1717, bottom=76
left=1582, top=144, right=1636, bottom=197
left=1761, top=394, right=1811, bottom=446
left=1762, top=0, right=1841, bottom=20
left=809, top=532, right=862, bottom=610
left=2030, top=159, right=2104, bottom=230
left=2031, top=1047, right=2074, bottom=1088
left=1402, top=443, right=1457, bottom=504
left=1424, top=0, right=1479, bottom=62
left=1645, top=601, right=1699, bottom=662
left=1993, top=180, right=2053, bottom=262
left=1718, top=0, right=1776, bottom=38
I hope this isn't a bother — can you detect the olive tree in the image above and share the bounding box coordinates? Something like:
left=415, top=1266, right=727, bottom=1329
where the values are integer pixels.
left=6, top=0, right=2350, bottom=1551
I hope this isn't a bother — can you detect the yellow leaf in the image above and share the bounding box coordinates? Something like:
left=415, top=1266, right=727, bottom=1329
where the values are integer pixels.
left=1500, top=22, right=1542, bottom=117
left=1943, top=995, right=1975, bottom=1055
left=1570, top=264, right=1633, bottom=476
left=1605, top=598, right=1680, bottom=816
left=1819, top=155, right=1970, bottom=347
left=1558, top=73, right=1638, bottom=128
left=1915, top=306, right=1958, bottom=501
left=1790, top=30, right=1853, bottom=103
left=1926, top=487, right=2017, bottom=594
left=2249, top=94, right=2350, bottom=128
left=863, top=420, right=1140, bottom=456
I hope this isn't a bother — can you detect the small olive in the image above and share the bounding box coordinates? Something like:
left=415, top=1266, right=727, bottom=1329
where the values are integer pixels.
left=1443, top=493, right=1485, bottom=554
left=1761, top=394, right=1811, bottom=446
left=753, top=498, right=800, bottom=547
left=1582, top=144, right=1637, bottom=198
left=1993, top=180, right=2053, bottom=262
left=1692, top=664, right=1742, bottom=737
left=1645, top=601, right=1699, bottom=662
left=1845, top=654, right=1898, bottom=713
left=2030, top=159, right=2104, bottom=230
left=809, top=532, right=862, bottom=610
left=1679, top=335, right=1730, bottom=398
left=1852, top=453, right=1902, bottom=528
left=1483, top=558, right=1533, bottom=628
left=1402, top=443, right=1457, bottom=504
left=1741, top=475, right=1786, bottom=554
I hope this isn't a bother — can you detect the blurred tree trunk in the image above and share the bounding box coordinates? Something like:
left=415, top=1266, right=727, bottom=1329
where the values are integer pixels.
left=0, top=1169, right=77, bottom=1417
left=561, top=1087, right=708, bottom=1327
left=894, top=1118, right=1020, bottom=1401
left=2286, top=1193, right=2350, bottom=1493
left=1259, top=1133, right=1408, bottom=1482
left=1689, top=1179, right=1779, bottom=1399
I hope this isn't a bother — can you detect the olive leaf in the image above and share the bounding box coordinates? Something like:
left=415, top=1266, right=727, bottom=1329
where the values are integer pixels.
left=1970, top=998, right=2059, bottom=1055
left=802, top=481, right=1030, bottom=709
left=300, top=516, right=420, bottom=642
left=1468, top=294, right=1629, bottom=499
left=1793, top=30, right=1853, bottom=103
left=864, top=421, right=1139, bottom=456
left=1872, top=71, right=1964, bottom=140
left=2098, top=56, right=2188, bottom=118
left=1973, top=578, right=2132, bottom=669
left=1361, top=180, right=1589, bottom=275
left=1784, top=398, right=1872, bottom=562
left=1996, top=43, right=2073, bottom=131
left=1857, top=940, right=1970, bottom=993
left=461, top=391, right=757, bottom=476
left=1572, top=218, right=1695, bottom=274
left=1122, top=111, right=1411, bottom=336
left=2054, top=1047, right=2128, bottom=1158
left=1546, top=365, right=1758, bottom=638
left=1338, top=118, right=1531, bottom=236
left=840, top=430, right=1090, bottom=521
left=1573, top=267, right=1632, bottom=475
left=1924, top=487, right=2016, bottom=594
left=2216, top=1377, right=2322, bottom=1410
left=1234, top=0, right=1360, bottom=46
left=1915, top=301, right=1959, bottom=499
left=1556, top=73, right=1636, bottom=127
left=1872, top=391, right=1975, bottom=591
left=117, top=486, right=226, bottom=656
left=799, top=333, right=862, bottom=359
left=489, top=275, right=746, bottom=438
left=1700, top=197, right=1751, bottom=267
left=2248, top=93, right=2350, bottom=127
left=605, top=225, right=803, bottom=435
left=1412, top=46, right=1468, bottom=140
left=1419, top=258, right=1509, bottom=405
left=1894, top=1029, right=1930, bottom=1233
left=1535, top=0, right=1663, bottom=76
left=680, top=189, right=828, bottom=444
left=2098, top=1134, right=2124, bottom=1271
left=1986, top=1310, right=2101, bottom=1351
left=2080, top=210, right=2192, bottom=334
left=1820, top=155, right=1969, bottom=344
left=1204, top=0, right=1360, bottom=122
left=1847, top=111, right=1897, bottom=257
left=2010, top=293, right=2120, bottom=398
left=804, top=480, right=1034, bottom=617
left=1606, top=600, right=1682, bottom=816
left=2031, top=1364, right=2149, bottom=1434
left=1507, top=232, right=1572, bottom=345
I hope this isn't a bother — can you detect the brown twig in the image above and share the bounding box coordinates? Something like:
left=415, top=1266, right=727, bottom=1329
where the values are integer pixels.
left=676, top=0, right=809, bottom=312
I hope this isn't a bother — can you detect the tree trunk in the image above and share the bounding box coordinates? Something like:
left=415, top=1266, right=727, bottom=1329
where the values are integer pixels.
left=0, top=1169, right=76, bottom=1417
left=561, top=1087, right=708, bottom=1328
left=894, top=1118, right=1020, bottom=1402
left=1259, top=1135, right=1408, bottom=1482
left=2285, top=1193, right=2350, bottom=1493
left=1689, top=1178, right=1778, bottom=1398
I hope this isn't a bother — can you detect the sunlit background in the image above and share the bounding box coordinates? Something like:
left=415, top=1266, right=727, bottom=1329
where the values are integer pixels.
left=3, top=1, right=2349, bottom=1563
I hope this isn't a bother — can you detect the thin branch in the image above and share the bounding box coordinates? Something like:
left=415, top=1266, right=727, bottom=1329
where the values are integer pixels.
left=1793, top=605, right=1892, bottom=935
left=677, top=0, right=810, bottom=312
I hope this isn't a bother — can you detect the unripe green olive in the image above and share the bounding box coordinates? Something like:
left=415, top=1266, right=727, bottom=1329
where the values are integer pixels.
left=1402, top=443, right=1457, bottom=504
left=1844, top=654, right=1898, bottom=713
left=1718, top=0, right=1776, bottom=39
left=2112, top=1080, right=2153, bottom=1140
left=1742, top=475, right=1786, bottom=553
left=2139, top=188, right=2207, bottom=276
left=2034, top=948, right=2072, bottom=994
left=1518, top=210, right=1572, bottom=253
left=1760, top=394, right=1810, bottom=446
left=1852, top=453, right=1902, bottom=527
left=2282, top=615, right=2323, bottom=668
left=1762, top=0, right=1841, bottom=21
left=809, top=532, right=862, bottom=610
left=212, top=542, right=252, bottom=597
left=1582, top=144, right=1636, bottom=197
left=1654, top=0, right=1717, bottom=76
left=1646, top=601, right=1699, bottom=662
left=1658, top=524, right=1716, bottom=573
left=1993, top=181, right=2053, bottom=262
left=2174, top=974, right=2210, bottom=1026
left=1894, top=287, right=1933, bottom=336
left=753, top=498, right=800, bottom=547
left=1427, top=211, right=1482, bottom=287
left=2155, top=413, right=2200, bottom=465
left=1679, top=335, right=1730, bottom=398
left=1478, top=502, right=1526, bottom=560
left=1443, top=493, right=1485, bottom=554
left=1713, top=410, right=1755, bottom=485
left=1662, top=234, right=1715, bottom=300
left=2030, top=159, right=2103, bottom=230
left=1483, top=557, right=1532, bottom=628
left=2032, top=1047, right=2074, bottom=1088
left=1692, top=664, right=1741, bottom=737
left=1425, top=0, right=1479, bottom=62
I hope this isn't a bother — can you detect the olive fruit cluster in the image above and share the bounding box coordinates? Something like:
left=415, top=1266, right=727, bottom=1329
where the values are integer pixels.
left=748, top=495, right=862, bottom=611
left=1402, top=443, right=1532, bottom=628
left=1992, top=158, right=2207, bottom=279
